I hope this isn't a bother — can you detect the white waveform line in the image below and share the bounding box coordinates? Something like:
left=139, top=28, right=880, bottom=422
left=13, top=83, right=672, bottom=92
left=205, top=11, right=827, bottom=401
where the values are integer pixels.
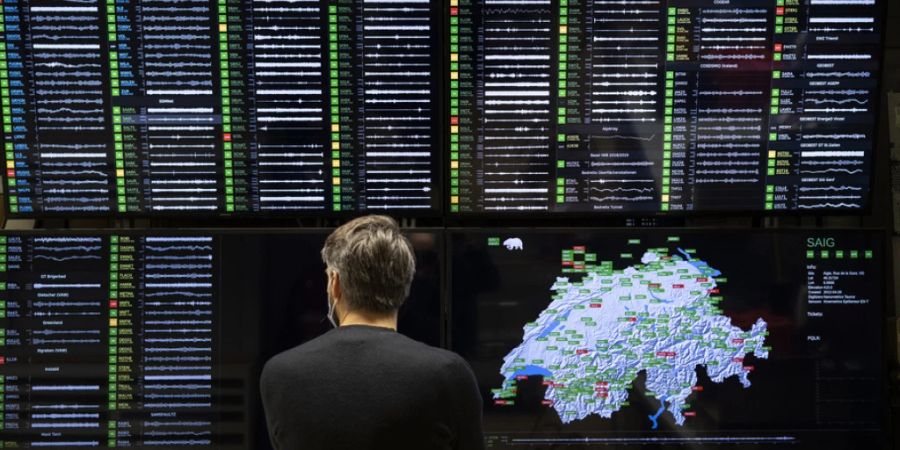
left=807, top=54, right=871, bottom=60
left=146, top=107, right=213, bottom=113
left=32, top=413, right=100, bottom=420
left=797, top=203, right=861, bottom=209
left=590, top=195, right=654, bottom=202
left=367, top=178, right=431, bottom=183
left=593, top=36, right=659, bottom=41
left=33, top=237, right=100, bottom=243
left=594, top=134, right=655, bottom=141
left=260, top=196, right=326, bottom=202
left=701, top=17, right=766, bottom=23
left=798, top=186, right=862, bottom=192
left=809, top=27, right=873, bottom=32
left=594, top=72, right=656, bottom=79
left=148, top=126, right=214, bottom=131
left=804, top=107, right=867, bottom=113
left=484, top=82, right=549, bottom=88
left=594, top=8, right=657, bottom=13
left=33, top=385, right=99, bottom=391
left=33, top=283, right=101, bottom=289
left=592, top=108, right=655, bottom=113
left=589, top=178, right=655, bottom=184
left=800, top=151, right=865, bottom=157
left=591, top=100, right=656, bottom=105
left=40, top=152, right=106, bottom=158
left=700, top=45, right=765, bottom=50
left=700, top=37, right=766, bottom=41
left=484, top=197, right=546, bottom=202
left=259, top=179, right=323, bottom=184
left=31, top=422, right=100, bottom=429
left=484, top=188, right=548, bottom=193
left=801, top=168, right=863, bottom=174
left=484, top=54, right=550, bottom=62
left=804, top=98, right=867, bottom=105
left=806, top=71, right=870, bottom=78
left=701, top=27, right=766, bottom=32
left=591, top=187, right=654, bottom=193
left=592, top=63, right=658, bottom=68
left=366, top=152, right=430, bottom=157
left=798, top=195, right=862, bottom=200
left=802, top=133, right=865, bottom=139
left=29, top=6, right=98, bottom=13
left=146, top=89, right=213, bottom=95
left=809, top=17, right=873, bottom=23
left=34, top=254, right=100, bottom=262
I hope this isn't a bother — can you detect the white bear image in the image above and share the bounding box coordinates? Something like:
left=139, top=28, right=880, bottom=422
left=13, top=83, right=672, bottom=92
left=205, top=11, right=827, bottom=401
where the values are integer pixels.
left=503, top=238, right=523, bottom=250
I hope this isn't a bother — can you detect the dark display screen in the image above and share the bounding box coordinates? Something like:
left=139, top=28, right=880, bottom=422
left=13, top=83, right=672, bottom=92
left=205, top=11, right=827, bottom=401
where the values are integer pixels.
left=447, top=0, right=884, bottom=213
left=450, top=229, right=885, bottom=448
left=0, top=230, right=442, bottom=448
left=1, top=0, right=441, bottom=215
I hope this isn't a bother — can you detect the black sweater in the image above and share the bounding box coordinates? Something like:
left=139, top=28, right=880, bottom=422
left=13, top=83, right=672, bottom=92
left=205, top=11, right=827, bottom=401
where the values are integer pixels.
left=260, top=325, right=485, bottom=450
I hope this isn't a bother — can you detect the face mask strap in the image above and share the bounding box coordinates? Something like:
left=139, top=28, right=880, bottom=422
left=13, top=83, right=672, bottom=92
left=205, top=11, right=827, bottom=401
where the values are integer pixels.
left=326, top=269, right=339, bottom=328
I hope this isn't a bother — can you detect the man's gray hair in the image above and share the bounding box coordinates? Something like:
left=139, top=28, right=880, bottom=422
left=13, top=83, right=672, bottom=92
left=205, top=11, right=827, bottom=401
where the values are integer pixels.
left=321, top=215, right=416, bottom=314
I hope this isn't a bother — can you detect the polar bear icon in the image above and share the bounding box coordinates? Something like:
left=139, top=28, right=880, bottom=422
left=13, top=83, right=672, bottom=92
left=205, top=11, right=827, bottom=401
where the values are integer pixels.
left=503, top=238, right=523, bottom=250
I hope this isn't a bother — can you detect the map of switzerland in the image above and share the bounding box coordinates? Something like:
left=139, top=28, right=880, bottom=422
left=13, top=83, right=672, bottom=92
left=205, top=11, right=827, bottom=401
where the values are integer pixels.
left=494, top=244, right=771, bottom=428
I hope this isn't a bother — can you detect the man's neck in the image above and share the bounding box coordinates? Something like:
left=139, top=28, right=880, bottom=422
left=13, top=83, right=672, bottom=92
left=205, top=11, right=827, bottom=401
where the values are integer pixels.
left=339, top=310, right=398, bottom=330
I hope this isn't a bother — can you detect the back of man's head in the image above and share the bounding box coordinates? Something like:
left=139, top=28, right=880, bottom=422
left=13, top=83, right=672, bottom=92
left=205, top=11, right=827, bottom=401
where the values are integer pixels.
left=321, top=215, right=416, bottom=314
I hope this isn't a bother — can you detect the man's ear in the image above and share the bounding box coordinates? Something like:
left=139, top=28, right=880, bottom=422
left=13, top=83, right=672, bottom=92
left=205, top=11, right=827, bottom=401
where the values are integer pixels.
left=331, top=272, right=342, bottom=303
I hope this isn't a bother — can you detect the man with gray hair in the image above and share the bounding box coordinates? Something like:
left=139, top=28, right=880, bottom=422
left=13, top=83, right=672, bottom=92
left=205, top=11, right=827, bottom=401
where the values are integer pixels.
left=259, top=215, right=484, bottom=450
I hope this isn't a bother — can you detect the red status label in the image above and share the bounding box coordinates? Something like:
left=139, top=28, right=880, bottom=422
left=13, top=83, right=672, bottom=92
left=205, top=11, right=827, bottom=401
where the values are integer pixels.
left=743, top=365, right=755, bottom=372
left=708, top=288, right=719, bottom=294
left=450, top=116, right=459, bottom=125
left=515, top=375, right=528, bottom=381
left=494, top=400, right=508, bottom=406
left=223, top=133, right=232, bottom=142
left=732, top=338, right=745, bottom=344
left=776, top=6, right=785, bottom=14
left=573, top=246, right=586, bottom=251
left=684, top=411, right=696, bottom=417
left=589, top=303, right=603, bottom=308
left=541, top=399, right=554, bottom=406
left=774, top=43, right=783, bottom=52
left=656, top=351, right=677, bottom=358
left=691, top=386, right=704, bottom=392
left=575, top=349, right=589, bottom=355
left=109, top=300, right=118, bottom=308
left=672, top=284, right=684, bottom=289
left=732, top=357, right=744, bottom=363
left=696, top=277, right=708, bottom=282
left=450, top=6, right=458, bottom=14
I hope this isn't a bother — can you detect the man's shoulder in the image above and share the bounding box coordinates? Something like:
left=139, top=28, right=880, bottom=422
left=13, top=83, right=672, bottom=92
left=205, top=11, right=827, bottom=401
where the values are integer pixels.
left=261, top=329, right=472, bottom=383
left=392, top=337, right=474, bottom=381
left=260, top=333, right=335, bottom=383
